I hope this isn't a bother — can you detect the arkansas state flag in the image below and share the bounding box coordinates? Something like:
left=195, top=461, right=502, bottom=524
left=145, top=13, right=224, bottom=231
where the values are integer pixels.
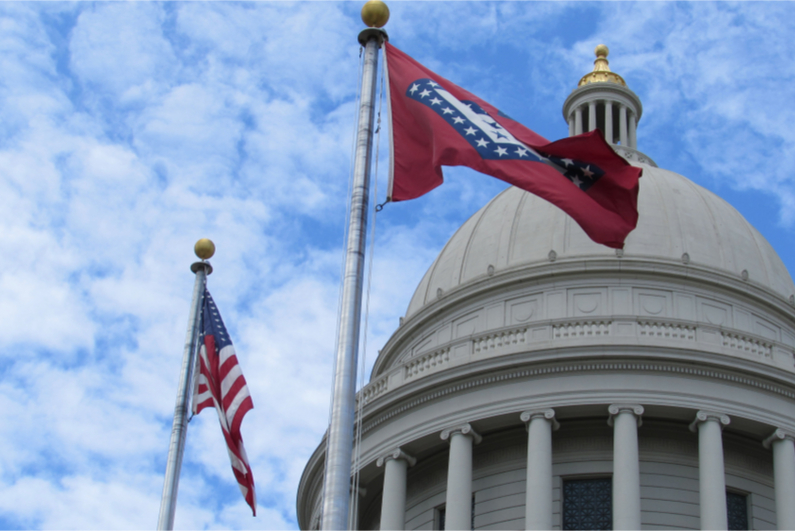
left=384, top=42, right=641, bottom=249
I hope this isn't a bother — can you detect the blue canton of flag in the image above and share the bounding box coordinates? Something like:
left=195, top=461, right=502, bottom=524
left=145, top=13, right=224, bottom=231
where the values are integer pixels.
left=405, top=78, right=605, bottom=192
left=202, top=291, right=232, bottom=350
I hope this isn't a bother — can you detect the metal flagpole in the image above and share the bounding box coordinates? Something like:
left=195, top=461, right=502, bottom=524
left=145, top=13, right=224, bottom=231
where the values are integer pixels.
left=321, top=3, right=389, bottom=528
left=157, top=239, right=215, bottom=531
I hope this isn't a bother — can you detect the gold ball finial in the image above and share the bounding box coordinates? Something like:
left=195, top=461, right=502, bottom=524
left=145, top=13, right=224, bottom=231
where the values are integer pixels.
left=194, top=238, right=215, bottom=260
left=595, top=44, right=609, bottom=58
left=361, top=0, right=389, bottom=28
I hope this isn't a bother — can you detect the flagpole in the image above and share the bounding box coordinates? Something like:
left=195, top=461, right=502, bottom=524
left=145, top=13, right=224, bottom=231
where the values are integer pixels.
left=157, top=239, right=215, bottom=531
left=321, top=4, right=388, bottom=529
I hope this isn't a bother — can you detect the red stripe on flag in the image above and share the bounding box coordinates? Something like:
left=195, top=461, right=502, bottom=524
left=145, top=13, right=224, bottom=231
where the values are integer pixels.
left=191, top=303, right=256, bottom=516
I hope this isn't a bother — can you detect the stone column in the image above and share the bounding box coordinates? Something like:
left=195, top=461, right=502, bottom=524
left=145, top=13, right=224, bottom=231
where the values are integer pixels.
left=619, top=105, right=628, bottom=146
left=763, top=429, right=795, bottom=530
left=377, top=448, right=416, bottom=531
left=608, top=404, right=644, bottom=530
left=520, top=409, right=559, bottom=530
left=604, top=101, right=613, bottom=144
left=628, top=111, right=637, bottom=149
left=441, top=424, right=482, bottom=531
left=575, top=107, right=583, bottom=135
left=568, top=116, right=575, bottom=137
left=690, top=411, right=731, bottom=530
left=588, top=102, right=597, bottom=132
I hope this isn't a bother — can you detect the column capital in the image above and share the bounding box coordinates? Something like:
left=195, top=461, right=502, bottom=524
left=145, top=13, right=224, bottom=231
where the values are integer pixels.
left=376, top=447, right=416, bottom=467
left=608, top=404, right=644, bottom=427
left=689, top=410, right=730, bottom=432
left=520, top=408, right=560, bottom=430
left=441, top=423, right=482, bottom=444
left=763, top=428, right=795, bottom=449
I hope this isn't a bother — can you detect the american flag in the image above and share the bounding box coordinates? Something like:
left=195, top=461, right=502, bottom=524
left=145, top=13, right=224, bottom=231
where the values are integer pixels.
left=192, top=287, right=256, bottom=515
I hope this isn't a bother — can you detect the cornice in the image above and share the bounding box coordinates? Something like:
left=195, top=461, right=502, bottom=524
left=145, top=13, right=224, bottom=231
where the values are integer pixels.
left=296, top=434, right=326, bottom=530
left=361, top=354, right=795, bottom=437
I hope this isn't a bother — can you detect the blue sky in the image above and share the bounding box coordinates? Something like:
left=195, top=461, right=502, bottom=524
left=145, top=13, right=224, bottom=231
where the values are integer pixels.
left=2, top=1, right=795, bottom=529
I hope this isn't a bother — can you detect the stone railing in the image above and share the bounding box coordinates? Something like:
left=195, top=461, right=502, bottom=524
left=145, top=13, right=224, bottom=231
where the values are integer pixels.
left=405, top=347, right=451, bottom=379
left=359, top=318, right=788, bottom=401
left=553, top=320, right=611, bottom=339
left=360, top=374, right=389, bottom=405
left=474, top=327, right=527, bottom=353
left=721, top=332, right=773, bottom=358
left=639, top=321, right=696, bottom=341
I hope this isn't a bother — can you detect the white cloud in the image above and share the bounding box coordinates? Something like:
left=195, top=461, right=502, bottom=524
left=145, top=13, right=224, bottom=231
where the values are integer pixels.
left=0, top=2, right=794, bottom=530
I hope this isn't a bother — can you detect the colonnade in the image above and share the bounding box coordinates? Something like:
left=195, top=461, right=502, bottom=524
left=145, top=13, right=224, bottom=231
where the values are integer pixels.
left=376, top=406, right=795, bottom=530
left=567, top=101, right=637, bottom=149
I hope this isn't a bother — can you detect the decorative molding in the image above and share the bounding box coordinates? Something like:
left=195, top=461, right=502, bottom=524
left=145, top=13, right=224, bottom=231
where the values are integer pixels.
left=372, top=316, right=789, bottom=393
left=440, top=423, right=482, bottom=444
left=639, top=321, right=695, bottom=341
left=689, top=410, right=731, bottom=432
left=363, top=361, right=795, bottom=434
left=553, top=320, right=610, bottom=339
left=520, top=408, right=560, bottom=430
left=607, top=404, right=644, bottom=427
left=375, top=258, right=795, bottom=379
left=405, top=347, right=450, bottom=379
left=722, top=331, right=773, bottom=358
left=376, top=447, right=416, bottom=467
left=762, top=428, right=795, bottom=449
left=474, top=327, right=527, bottom=353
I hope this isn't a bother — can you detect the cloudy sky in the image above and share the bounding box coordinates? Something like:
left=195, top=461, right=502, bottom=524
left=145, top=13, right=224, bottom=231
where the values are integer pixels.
left=2, top=1, right=795, bottom=529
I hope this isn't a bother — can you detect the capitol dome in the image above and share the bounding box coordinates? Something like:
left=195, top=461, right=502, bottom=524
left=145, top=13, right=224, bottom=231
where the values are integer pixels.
left=405, top=166, right=795, bottom=320
left=298, top=46, right=795, bottom=531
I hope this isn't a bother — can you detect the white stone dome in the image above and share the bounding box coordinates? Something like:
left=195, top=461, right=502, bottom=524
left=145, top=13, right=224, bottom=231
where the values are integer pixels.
left=407, top=164, right=795, bottom=318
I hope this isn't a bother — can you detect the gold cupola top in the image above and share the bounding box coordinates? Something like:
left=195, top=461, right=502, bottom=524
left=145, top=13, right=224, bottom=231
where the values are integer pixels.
left=578, top=44, right=627, bottom=87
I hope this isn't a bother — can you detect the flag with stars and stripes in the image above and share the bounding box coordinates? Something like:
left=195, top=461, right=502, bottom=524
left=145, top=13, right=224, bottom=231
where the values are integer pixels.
left=384, top=42, right=641, bottom=249
left=192, top=287, right=256, bottom=515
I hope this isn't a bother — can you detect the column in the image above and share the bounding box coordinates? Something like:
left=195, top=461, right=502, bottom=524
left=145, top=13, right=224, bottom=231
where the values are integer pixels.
left=763, top=429, right=795, bottom=529
left=604, top=101, right=613, bottom=144
left=619, top=105, right=628, bottom=146
left=574, top=107, right=583, bottom=135
left=377, top=448, right=416, bottom=531
left=441, top=424, right=482, bottom=531
left=628, top=111, right=637, bottom=149
left=521, top=409, right=559, bottom=530
left=588, top=102, right=597, bottom=132
left=608, top=404, right=644, bottom=530
left=568, top=116, right=575, bottom=137
left=690, top=411, right=730, bottom=530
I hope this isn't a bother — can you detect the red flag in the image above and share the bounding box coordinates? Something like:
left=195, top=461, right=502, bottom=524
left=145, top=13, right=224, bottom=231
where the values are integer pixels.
left=385, top=43, right=641, bottom=249
left=193, top=287, right=256, bottom=515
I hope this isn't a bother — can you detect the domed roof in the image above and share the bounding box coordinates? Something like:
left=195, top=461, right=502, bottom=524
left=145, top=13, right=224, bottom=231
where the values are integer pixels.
left=406, top=166, right=795, bottom=317
left=577, top=44, right=627, bottom=87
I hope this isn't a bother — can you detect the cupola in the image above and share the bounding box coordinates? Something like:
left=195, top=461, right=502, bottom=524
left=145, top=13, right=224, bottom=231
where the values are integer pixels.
left=562, top=45, right=654, bottom=166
